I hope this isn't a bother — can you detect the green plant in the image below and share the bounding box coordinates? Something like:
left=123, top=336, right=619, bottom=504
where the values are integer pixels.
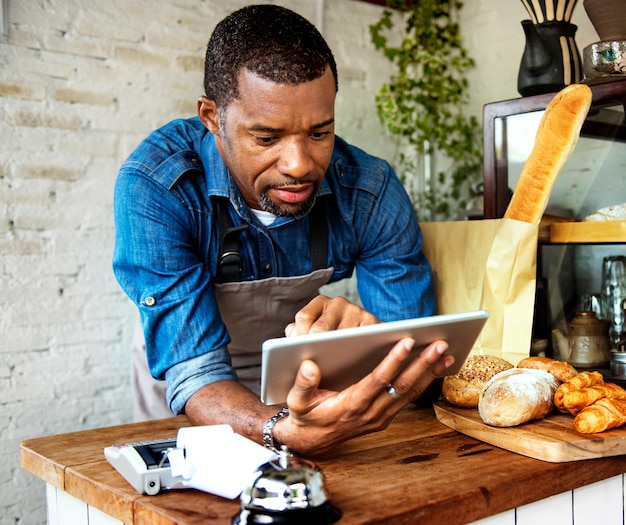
left=370, top=0, right=483, bottom=221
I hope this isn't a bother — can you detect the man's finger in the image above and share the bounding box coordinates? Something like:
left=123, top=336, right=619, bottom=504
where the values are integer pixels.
left=291, top=296, right=329, bottom=335
left=390, top=341, right=453, bottom=401
left=286, top=359, right=322, bottom=412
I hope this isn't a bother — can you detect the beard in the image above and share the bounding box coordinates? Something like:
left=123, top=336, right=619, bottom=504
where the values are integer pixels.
left=258, top=181, right=319, bottom=218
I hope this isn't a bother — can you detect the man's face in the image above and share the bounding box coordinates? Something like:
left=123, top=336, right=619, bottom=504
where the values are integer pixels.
left=199, top=67, right=336, bottom=217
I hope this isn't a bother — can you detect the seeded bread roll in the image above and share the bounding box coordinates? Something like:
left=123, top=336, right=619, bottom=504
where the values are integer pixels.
left=478, top=368, right=559, bottom=427
left=504, top=83, right=592, bottom=224
left=442, top=355, right=514, bottom=408
left=516, top=356, right=577, bottom=383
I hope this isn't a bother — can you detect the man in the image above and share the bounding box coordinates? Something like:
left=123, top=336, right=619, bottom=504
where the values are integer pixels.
left=113, top=4, right=452, bottom=456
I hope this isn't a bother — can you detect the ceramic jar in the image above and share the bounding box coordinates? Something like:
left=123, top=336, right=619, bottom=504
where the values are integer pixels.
left=583, top=0, right=626, bottom=41
left=518, top=0, right=583, bottom=96
left=566, top=311, right=611, bottom=369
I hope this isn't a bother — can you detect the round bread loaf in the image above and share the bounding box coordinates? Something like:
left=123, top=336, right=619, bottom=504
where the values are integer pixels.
left=584, top=203, right=626, bottom=222
left=478, top=368, right=559, bottom=427
left=442, top=355, right=514, bottom=408
left=516, top=356, right=577, bottom=382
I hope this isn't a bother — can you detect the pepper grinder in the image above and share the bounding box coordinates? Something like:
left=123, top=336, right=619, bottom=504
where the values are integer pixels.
left=232, top=447, right=341, bottom=525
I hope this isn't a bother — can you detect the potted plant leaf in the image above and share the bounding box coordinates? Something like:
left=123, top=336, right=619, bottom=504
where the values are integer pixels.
left=369, top=0, right=483, bottom=221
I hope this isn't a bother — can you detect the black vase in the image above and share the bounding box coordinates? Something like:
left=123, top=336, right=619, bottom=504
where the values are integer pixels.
left=517, top=20, right=583, bottom=97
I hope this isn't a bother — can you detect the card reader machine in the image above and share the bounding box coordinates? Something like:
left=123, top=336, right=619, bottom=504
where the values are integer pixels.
left=104, top=438, right=183, bottom=495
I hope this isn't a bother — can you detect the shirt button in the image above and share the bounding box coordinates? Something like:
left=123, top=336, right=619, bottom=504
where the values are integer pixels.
left=145, top=296, right=156, bottom=306
left=263, top=264, right=272, bottom=275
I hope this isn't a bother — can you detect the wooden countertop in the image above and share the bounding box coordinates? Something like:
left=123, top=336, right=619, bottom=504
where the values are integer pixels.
left=20, top=405, right=626, bottom=525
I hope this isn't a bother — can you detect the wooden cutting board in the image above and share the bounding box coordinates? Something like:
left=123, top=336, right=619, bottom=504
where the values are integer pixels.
left=433, top=400, right=626, bottom=462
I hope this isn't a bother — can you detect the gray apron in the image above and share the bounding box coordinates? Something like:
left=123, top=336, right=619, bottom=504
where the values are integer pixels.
left=131, top=197, right=332, bottom=421
left=131, top=269, right=333, bottom=421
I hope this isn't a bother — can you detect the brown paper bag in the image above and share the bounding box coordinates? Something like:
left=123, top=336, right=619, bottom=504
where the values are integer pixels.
left=420, top=219, right=539, bottom=365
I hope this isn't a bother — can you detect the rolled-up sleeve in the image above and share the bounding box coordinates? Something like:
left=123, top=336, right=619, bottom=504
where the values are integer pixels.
left=165, top=346, right=237, bottom=414
left=112, top=156, right=233, bottom=401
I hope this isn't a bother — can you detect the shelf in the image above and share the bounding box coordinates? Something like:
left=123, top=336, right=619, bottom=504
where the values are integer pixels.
left=549, top=221, right=626, bottom=243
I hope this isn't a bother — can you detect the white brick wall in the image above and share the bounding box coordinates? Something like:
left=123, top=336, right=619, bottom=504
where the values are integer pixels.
left=0, top=1, right=600, bottom=523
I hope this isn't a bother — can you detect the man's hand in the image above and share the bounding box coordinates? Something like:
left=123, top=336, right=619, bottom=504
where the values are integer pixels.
left=284, top=295, right=379, bottom=337
left=186, top=297, right=452, bottom=458
left=273, top=337, right=453, bottom=455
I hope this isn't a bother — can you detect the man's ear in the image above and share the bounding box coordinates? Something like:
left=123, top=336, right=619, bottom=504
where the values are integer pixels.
left=197, top=96, right=220, bottom=134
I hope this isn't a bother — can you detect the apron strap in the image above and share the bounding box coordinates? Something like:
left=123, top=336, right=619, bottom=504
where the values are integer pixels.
left=216, top=197, right=248, bottom=283
left=215, top=195, right=329, bottom=282
left=308, top=195, right=328, bottom=271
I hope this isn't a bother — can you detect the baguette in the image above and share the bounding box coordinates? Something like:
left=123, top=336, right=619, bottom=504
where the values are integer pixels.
left=574, top=397, right=626, bottom=433
left=478, top=368, right=559, bottom=427
left=442, top=355, right=514, bottom=408
left=516, top=356, right=577, bottom=382
left=504, top=83, right=593, bottom=224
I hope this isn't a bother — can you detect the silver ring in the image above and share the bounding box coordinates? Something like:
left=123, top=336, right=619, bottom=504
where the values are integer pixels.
left=385, top=383, right=403, bottom=400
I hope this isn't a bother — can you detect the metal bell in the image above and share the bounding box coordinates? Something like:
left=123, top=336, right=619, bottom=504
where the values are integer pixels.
left=232, top=447, right=341, bottom=525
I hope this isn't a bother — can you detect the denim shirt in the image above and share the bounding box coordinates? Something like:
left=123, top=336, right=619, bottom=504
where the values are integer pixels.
left=112, top=117, right=435, bottom=413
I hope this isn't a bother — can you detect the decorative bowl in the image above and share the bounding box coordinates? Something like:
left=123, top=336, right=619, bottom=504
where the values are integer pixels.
left=583, top=40, right=626, bottom=79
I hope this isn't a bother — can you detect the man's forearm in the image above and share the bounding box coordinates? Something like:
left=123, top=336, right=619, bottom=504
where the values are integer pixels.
left=184, top=380, right=282, bottom=446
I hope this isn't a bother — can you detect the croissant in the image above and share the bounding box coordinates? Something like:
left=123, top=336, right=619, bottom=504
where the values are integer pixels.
left=554, top=371, right=604, bottom=413
left=574, top=398, right=626, bottom=433
left=557, top=382, right=626, bottom=415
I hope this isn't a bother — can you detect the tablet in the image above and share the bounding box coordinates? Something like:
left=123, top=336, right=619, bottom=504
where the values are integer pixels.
left=260, top=309, right=489, bottom=405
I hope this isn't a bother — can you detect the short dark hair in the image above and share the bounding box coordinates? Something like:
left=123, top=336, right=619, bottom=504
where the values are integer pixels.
left=204, top=4, right=338, bottom=109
